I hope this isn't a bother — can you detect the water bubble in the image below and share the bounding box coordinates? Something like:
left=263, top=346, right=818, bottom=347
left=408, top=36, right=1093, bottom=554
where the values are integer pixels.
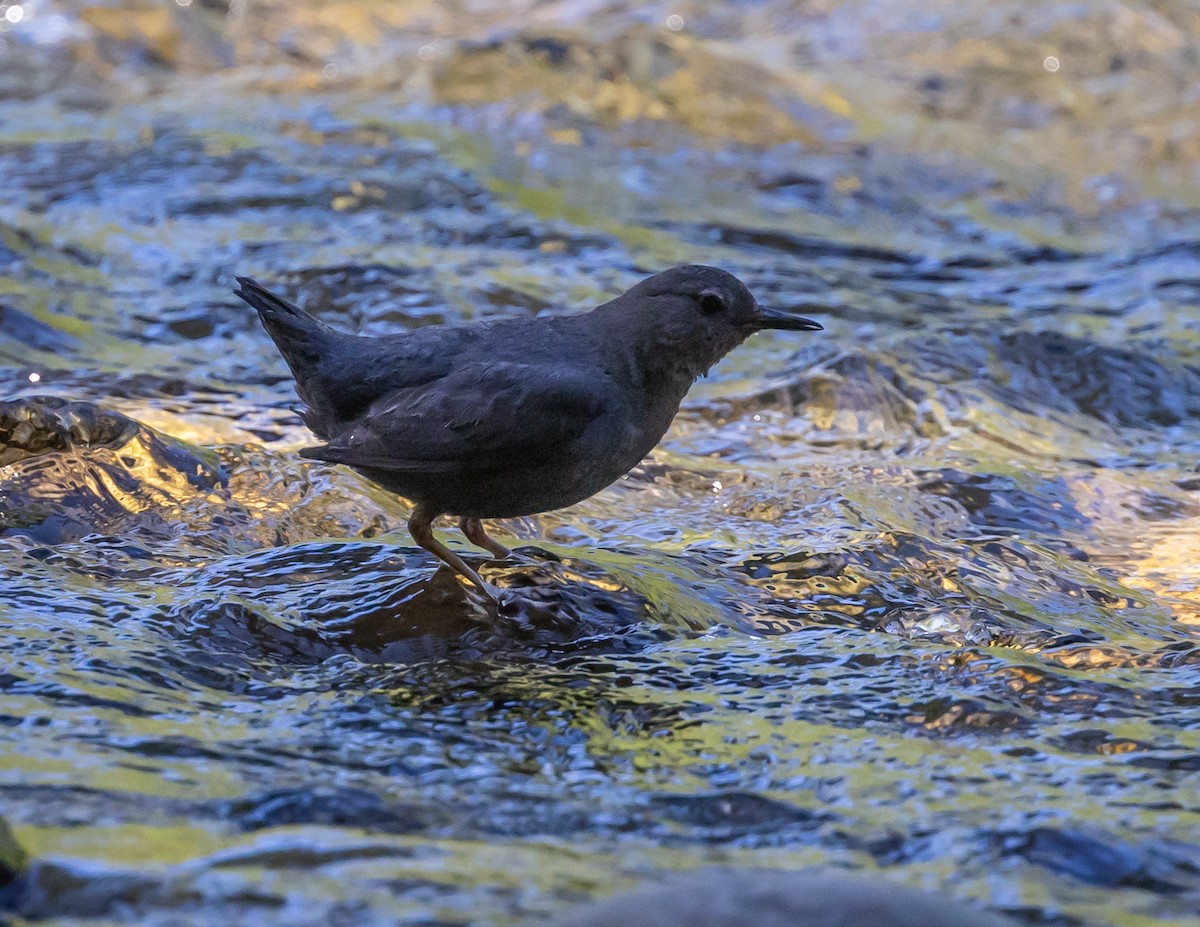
left=4, top=5, right=24, bottom=23
left=28, top=372, right=40, bottom=383
left=1044, top=56, right=1061, bottom=72
left=418, top=44, right=436, bottom=61
left=666, top=14, right=684, bottom=31
left=322, top=63, right=339, bottom=79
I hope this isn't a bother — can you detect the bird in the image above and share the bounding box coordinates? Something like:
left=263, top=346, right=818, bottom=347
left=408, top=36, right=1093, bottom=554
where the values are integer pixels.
left=234, top=265, right=822, bottom=598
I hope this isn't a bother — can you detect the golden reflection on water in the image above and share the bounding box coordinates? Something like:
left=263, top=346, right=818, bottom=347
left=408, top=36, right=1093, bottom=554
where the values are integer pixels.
left=1124, top=520, right=1200, bottom=627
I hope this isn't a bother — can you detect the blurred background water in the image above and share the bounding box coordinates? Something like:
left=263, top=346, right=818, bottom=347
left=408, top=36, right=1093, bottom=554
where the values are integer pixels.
left=1, top=1, right=1198, bottom=924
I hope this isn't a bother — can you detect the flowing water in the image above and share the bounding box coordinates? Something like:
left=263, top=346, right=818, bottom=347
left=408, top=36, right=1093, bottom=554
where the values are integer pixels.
left=1, top=2, right=1199, bottom=924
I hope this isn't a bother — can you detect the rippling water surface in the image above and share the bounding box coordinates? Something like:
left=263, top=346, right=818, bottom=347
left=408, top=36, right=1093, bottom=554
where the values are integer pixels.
left=1, top=2, right=1199, bottom=924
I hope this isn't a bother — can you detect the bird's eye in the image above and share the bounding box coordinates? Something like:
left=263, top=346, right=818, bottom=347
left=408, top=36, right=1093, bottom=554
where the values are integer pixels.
left=698, top=291, right=724, bottom=315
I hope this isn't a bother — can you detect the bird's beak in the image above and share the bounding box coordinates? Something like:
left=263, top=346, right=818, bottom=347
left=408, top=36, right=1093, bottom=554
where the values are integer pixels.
left=753, top=306, right=824, bottom=331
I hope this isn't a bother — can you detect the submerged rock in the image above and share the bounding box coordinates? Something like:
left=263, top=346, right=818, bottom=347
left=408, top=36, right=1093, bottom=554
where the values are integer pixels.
left=553, top=869, right=1014, bottom=927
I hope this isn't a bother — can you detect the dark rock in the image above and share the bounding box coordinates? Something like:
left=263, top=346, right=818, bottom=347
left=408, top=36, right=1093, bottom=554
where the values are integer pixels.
left=552, top=868, right=1014, bottom=927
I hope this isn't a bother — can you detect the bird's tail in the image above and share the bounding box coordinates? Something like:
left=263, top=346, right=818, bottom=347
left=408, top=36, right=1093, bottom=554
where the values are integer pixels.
left=234, top=276, right=328, bottom=369
left=234, top=276, right=344, bottom=438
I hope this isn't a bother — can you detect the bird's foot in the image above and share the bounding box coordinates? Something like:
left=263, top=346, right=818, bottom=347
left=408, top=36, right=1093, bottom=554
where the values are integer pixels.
left=466, top=576, right=504, bottom=603
left=459, top=517, right=513, bottom=560
left=461, top=575, right=523, bottom=619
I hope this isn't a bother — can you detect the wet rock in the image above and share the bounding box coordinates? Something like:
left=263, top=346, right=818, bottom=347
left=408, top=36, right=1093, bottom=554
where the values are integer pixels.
left=906, top=696, right=1030, bottom=736
left=77, top=1, right=233, bottom=73
left=1126, top=753, right=1200, bottom=771
left=706, top=348, right=949, bottom=442
left=735, top=517, right=1142, bottom=645
left=226, top=788, right=429, bottom=834
left=0, top=395, right=221, bottom=476
left=992, top=331, right=1200, bottom=429
left=164, top=596, right=347, bottom=672
left=914, top=469, right=1092, bottom=537
left=738, top=532, right=975, bottom=636
left=788, top=353, right=946, bottom=439
left=1003, top=827, right=1198, bottom=892
left=0, top=816, right=28, bottom=895
left=155, top=541, right=660, bottom=676
left=0, top=832, right=428, bottom=922
left=697, top=224, right=920, bottom=266
left=910, top=330, right=1200, bottom=430
left=433, top=26, right=846, bottom=146
left=2, top=859, right=172, bottom=921
left=650, top=792, right=826, bottom=842
left=552, top=869, right=1014, bottom=927
left=0, top=304, right=80, bottom=354
left=1052, top=728, right=1153, bottom=757
left=0, top=397, right=225, bottom=541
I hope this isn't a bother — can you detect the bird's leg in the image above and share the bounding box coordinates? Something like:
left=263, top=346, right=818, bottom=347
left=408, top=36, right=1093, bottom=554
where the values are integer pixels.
left=458, top=517, right=512, bottom=559
left=408, top=504, right=497, bottom=599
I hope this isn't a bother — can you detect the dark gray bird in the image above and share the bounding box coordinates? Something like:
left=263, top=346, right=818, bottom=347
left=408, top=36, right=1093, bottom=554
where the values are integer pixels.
left=234, top=265, right=822, bottom=596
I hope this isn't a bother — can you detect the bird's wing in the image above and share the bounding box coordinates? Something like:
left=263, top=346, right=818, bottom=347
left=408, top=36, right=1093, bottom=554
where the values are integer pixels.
left=299, top=362, right=607, bottom=473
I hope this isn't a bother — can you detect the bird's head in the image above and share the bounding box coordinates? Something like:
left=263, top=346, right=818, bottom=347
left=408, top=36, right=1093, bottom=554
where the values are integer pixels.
left=606, top=264, right=823, bottom=381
